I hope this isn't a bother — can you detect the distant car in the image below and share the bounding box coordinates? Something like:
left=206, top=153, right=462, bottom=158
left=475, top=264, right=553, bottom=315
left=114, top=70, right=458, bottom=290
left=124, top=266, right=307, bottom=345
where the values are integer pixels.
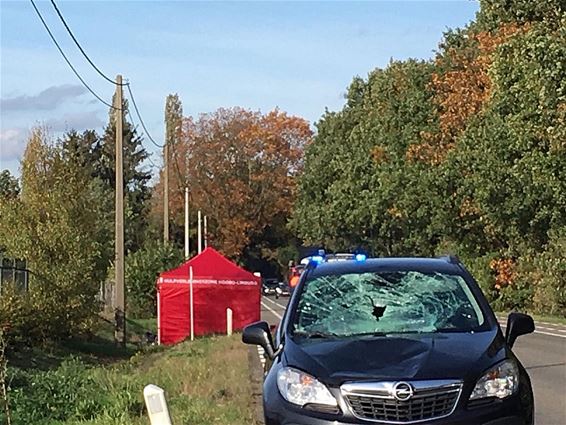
left=262, top=278, right=279, bottom=296
left=275, top=281, right=291, bottom=298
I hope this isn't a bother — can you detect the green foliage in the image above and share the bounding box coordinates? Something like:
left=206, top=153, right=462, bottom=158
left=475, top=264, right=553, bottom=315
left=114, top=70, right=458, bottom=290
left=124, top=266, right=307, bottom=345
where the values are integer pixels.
left=0, top=170, right=19, bottom=199
left=8, top=358, right=106, bottom=424
left=125, top=241, right=183, bottom=317
left=3, top=335, right=255, bottom=425
left=477, top=0, right=565, bottom=29
left=292, top=59, right=441, bottom=256
left=93, top=99, right=152, bottom=254
left=516, top=229, right=566, bottom=316
left=292, top=3, right=565, bottom=315
left=0, top=129, right=112, bottom=344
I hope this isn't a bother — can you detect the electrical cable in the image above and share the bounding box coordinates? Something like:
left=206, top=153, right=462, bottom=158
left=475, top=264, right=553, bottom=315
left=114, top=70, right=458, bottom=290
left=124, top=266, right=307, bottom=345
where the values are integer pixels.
left=49, top=0, right=125, bottom=86
left=32, top=0, right=164, bottom=153
left=125, top=83, right=164, bottom=148
left=29, top=0, right=120, bottom=110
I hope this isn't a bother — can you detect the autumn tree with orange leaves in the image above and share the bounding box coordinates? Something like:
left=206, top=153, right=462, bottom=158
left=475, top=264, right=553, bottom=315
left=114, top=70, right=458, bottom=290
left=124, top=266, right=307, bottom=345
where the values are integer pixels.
left=153, top=107, right=312, bottom=267
left=294, top=0, right=566, bottom=315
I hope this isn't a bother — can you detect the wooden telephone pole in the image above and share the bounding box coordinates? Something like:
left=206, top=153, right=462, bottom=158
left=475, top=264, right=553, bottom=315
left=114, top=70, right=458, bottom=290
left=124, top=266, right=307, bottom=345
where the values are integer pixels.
left=114, top=75, right=125, bottom=346
left=163, top=140, right=169, bottom=244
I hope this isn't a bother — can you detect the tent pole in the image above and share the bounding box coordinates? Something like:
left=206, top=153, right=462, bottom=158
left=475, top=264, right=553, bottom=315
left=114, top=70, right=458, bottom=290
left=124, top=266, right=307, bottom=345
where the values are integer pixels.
left=189, top=266, right=194, bottom=341
left=184, top=187, right=189, bottom=258
left=157, top=290, right=161, bottom=345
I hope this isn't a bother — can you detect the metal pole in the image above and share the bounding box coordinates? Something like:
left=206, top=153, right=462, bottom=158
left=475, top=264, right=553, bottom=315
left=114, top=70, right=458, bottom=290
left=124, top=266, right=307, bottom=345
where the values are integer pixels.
left=189, top=266, right=194, bottom=341
left=197, top=210, right=202, bottom=254
left=156, top=290, right=161, bottom=345
left=184, top=187, right=189, bottom=258
left=204, top=215, right=208, bottom=248
left=114, top=74, right=125, bottom=346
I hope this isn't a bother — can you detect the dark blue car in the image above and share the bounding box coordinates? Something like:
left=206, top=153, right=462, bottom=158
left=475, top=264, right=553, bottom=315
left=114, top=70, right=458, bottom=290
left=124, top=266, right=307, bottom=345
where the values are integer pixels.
left=243, top=256, right=535, bottom=425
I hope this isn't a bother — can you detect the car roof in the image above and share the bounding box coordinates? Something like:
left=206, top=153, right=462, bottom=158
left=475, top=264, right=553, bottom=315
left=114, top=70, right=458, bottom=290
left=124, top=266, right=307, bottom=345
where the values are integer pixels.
left=308, top=257, right=464, bottom=277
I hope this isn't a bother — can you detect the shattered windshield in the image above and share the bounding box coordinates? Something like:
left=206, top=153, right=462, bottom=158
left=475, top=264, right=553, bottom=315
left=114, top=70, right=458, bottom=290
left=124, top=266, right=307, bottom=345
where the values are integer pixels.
left=293, top=271, right=485, bottom=337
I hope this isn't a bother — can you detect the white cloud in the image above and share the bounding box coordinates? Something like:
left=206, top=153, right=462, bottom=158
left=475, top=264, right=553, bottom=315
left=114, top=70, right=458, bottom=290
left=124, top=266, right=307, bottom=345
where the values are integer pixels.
left=1, top=85, right=87, bottom=112
left=45, top=111, right=105, bottom=133
left=0, top=127, right=28, bottom=162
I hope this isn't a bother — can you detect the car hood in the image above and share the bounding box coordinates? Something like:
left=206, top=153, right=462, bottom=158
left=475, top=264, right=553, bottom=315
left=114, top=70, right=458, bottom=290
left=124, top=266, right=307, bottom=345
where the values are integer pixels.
left=283, top=329, right=505, bottom=386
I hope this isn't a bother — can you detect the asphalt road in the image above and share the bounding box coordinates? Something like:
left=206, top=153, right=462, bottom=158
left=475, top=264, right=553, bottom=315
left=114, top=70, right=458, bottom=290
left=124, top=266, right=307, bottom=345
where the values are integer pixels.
left=260, top=295, right=566, bottom=425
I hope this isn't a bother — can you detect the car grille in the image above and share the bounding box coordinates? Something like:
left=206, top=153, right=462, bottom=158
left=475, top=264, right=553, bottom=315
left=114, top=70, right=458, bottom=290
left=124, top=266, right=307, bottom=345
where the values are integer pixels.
left=343, top=381, right=461, bottom=423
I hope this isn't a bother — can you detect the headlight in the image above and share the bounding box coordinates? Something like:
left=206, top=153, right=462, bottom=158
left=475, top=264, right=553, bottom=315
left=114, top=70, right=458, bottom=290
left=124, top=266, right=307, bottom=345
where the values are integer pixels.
left=470, top=359, right=519, bottom=400
left=277, top=367, right=337, bottom=408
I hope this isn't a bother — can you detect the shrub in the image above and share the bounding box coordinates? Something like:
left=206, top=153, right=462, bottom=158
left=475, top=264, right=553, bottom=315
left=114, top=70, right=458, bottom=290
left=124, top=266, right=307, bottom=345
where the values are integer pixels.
left=125, top=241, right=183, bottom=318
left=517, top=230, right=566, bottom=316
left=8, top=358, right=106, bottom=424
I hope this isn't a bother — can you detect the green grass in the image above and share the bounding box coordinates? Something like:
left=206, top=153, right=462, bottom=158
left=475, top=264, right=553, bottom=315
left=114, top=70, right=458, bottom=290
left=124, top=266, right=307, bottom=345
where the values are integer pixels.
left=496, top=311, right=566, bottom=326
left=528, top=313, right=566, bottom=326
left=5, top=318, right=257, bottom=425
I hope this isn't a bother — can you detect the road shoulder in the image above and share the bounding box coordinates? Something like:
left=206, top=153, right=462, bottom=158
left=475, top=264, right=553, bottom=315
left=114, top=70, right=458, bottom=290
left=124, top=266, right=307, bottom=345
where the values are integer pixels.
left=248, top=345, right=265, bottom=425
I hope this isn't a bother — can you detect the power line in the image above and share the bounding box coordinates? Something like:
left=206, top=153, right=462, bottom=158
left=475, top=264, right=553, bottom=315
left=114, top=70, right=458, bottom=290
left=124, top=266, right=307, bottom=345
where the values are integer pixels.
left=32, top=0, right=164, bottom=151
left=49, top=0, right=125, bottom=86
left=125, top=83, right=164, bottom=149
left=29, top=0, right=119, bottom=110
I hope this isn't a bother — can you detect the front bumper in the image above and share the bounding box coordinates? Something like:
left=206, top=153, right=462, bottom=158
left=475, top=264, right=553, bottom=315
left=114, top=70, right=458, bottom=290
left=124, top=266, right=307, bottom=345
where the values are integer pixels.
left=264, top=383, right=530, bottom=425
left=265, top=402, right=527, bottom=425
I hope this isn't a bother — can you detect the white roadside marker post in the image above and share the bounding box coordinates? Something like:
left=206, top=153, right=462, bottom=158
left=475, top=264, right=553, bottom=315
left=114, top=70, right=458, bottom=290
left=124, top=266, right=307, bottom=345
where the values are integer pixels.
left=143, top=384, right=172, bottom=425
left=227, top=308, right=233, bottom=336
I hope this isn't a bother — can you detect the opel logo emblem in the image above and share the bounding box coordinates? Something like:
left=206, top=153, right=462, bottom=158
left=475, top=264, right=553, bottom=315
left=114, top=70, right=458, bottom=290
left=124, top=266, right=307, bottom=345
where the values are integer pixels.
left=393, top=382, right=414, bottom=401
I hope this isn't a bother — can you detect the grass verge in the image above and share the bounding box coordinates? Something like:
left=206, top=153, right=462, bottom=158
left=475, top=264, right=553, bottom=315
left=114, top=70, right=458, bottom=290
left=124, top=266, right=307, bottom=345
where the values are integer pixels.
left=4, top=318, right=256, bottom=425
left=496, top=312, right=566, bottom=326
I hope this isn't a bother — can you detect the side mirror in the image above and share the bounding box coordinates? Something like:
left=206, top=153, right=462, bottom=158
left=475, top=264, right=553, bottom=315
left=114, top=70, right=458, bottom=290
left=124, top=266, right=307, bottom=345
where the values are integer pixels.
left=505, top=312, right=535, bottom=348
left=242, top=321, right=275, bottom=359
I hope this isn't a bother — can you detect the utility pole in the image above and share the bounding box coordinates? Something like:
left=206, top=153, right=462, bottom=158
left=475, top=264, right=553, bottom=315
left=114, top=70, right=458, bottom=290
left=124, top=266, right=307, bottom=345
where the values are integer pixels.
left=163, top=141, right=169, bottom=244
left=204, top=215, right=208, bottom=248
left=114, top=74, right=125, bottom=347
left=184, top=187, right=189, bottom=258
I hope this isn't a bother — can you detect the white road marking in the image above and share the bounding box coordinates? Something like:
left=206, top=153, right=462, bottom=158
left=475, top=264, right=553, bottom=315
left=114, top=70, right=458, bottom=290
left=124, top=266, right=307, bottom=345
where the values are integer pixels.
left=499, top=323, right=566, bottom=339
left=257, top=346, right=266, bottom=367
left=534, top=320, right=566, bottom=327
left=262, top=295, right=288, bottom=310
left=261, top=300, right=283, bottom=320
left=537, top=325, right=566, bottom=333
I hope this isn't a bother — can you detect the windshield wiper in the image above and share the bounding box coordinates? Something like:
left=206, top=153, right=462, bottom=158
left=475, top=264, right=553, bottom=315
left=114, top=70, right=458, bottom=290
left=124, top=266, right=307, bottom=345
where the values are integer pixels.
left=294, top=330, right=340, bottom=339
left=352, top=331, right=388, bottom=337
left=434, top=327, right=478, bottom=333
left=351, top=330, right=430, bottom=337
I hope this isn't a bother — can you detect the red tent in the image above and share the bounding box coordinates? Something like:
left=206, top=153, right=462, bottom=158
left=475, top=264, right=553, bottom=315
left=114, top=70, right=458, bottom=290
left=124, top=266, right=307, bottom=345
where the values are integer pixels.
left=156, top=247, right=261, bottom=345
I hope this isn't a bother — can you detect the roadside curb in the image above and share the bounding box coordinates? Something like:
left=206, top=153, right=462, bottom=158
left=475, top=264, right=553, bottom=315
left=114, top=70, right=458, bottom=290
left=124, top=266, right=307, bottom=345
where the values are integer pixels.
left=248, top=345, right=265, bottom=425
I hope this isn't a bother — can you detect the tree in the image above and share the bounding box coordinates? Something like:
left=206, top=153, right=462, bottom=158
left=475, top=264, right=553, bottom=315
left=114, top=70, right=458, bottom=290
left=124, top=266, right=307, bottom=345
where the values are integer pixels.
left=477, top=0, right=564, bottom=29
left=0, top=170, right=19, bottom=199
left=292, top=1, right=565, bottom=315
left=125, top=240, right=183, bottom=317
left=155, top=107, right=312, bottom=262
left=92, top=99, right=152, bottom=253
left=165, top=93, right=185, bottom=193
left=292, top=60, right=441, bottom=256
left=0, top=128, right=112, bottom=343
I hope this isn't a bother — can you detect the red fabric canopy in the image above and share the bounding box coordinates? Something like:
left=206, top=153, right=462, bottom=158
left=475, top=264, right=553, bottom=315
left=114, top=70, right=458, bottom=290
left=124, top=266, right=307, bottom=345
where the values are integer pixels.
left=157, top=247, right=260, bottom=345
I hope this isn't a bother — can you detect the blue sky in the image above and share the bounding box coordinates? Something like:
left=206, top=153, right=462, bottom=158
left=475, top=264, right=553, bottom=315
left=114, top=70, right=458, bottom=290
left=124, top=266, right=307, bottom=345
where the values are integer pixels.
left=1, top=0, right=479, bottom=177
